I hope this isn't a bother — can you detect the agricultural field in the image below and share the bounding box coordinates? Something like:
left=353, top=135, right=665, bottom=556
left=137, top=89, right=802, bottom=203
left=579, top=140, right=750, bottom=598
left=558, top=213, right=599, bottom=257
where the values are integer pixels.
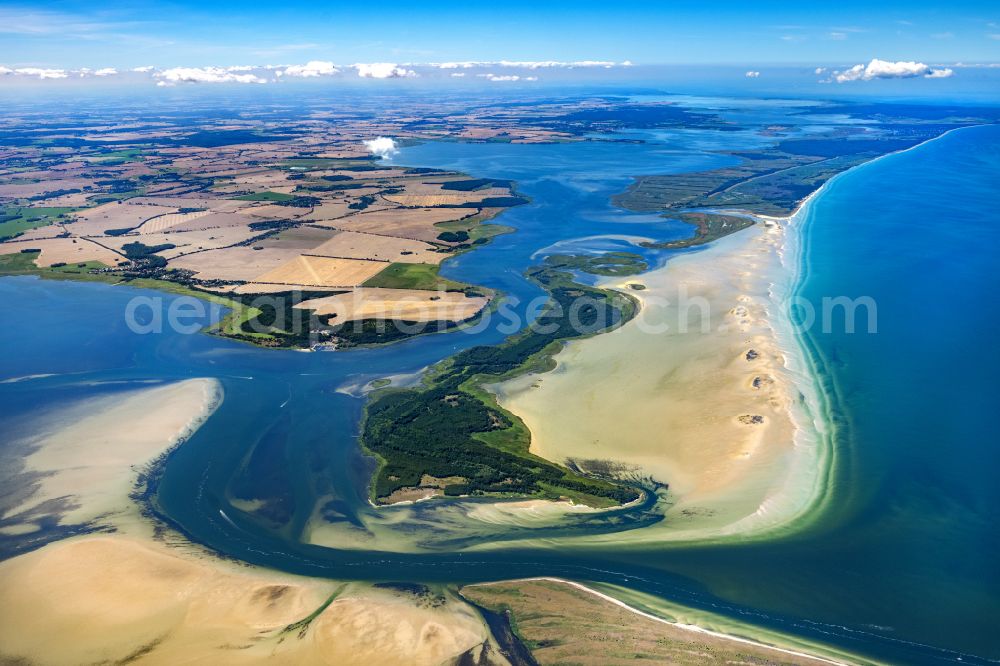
left=0, top=105, right=539, bottom=347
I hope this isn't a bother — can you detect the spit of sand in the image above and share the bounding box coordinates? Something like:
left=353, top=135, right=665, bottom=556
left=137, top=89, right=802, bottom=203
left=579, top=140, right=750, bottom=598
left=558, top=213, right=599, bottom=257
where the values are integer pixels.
left=493, top=219, right=828, bottom=542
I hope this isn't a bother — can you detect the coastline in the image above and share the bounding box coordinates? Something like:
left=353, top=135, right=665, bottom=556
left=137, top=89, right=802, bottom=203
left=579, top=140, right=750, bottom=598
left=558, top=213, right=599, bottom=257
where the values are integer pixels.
left=487, top=126, right=968, bottom=545
left=463, top=576, right=860, bottom=666
left=755, top=125, right=980, bottom=537
left=491, top=211, right=824, bottom=543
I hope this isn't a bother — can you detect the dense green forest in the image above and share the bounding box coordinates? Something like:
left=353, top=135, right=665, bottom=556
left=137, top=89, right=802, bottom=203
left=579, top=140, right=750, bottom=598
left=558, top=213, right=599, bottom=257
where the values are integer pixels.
left=361, top=261, right=644, bottom=506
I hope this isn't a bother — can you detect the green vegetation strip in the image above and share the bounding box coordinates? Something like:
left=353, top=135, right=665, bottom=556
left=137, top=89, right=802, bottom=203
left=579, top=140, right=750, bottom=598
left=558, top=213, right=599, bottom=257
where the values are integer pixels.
left=0, top=206, right=77, bottom=240
left=233, top=191, right=296, bottom=202
left=363, top=262, right=473, bottom=292
left=280, top=586, right=344, bottom=639
left=361, top=262, right=643, bottom=507
left=544, top=251, right=648, bottom=276
left=642, top=212, right=755, bottom=250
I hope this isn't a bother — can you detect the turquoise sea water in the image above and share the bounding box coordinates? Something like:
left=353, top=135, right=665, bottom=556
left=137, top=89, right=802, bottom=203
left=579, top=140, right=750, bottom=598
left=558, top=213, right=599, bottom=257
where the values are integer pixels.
left=1, top=120, right=998, bottom=664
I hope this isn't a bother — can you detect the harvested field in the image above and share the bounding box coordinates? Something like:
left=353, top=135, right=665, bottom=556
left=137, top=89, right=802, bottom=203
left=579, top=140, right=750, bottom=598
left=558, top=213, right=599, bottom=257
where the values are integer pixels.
left=169, top=247, right=302, bottom=281
left=299, top=201, right=352, bottom=222
left=322, top=168, right=408, bottom=179
left=312, top=230, right=445, bottom=264
left=126, top=197, right=245, bottom=211
left=229, top=283, right=346, bottom=295
left=33, top=191, right=92, bottom=207
left=167, top=211, right=257, bottom=231
left=383, top=191, right=506, bottom=207
left=69, top=203, right=176, bottom=236
left=26, top=237, right=125, bottom=268
left=325, top=208, right=474, bottom=243
left=239, top=203, right=312, bottom=220
left=255, top=226, right=340, bottom=251
left=298, top=288, right=487, bottom=323
left=227, top=171, right=297, bottom=189
left=252, top=255, right=387, bottom=288
left=9, top=224, right=72, bottom=242
left=101, top=226, right=263, bottom=259
left=0, top=179, right=94, bottom=200
left=135, top=210, right=212, bottom=233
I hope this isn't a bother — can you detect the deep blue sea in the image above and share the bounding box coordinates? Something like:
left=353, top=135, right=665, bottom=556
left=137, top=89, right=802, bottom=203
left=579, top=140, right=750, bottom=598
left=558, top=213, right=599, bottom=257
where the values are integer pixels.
left=0, top=119, right=997, bottom=664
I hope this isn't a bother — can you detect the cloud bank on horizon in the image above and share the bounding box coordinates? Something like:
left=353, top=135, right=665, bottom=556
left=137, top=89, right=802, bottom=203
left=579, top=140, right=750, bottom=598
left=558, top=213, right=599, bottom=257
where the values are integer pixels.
left=0, top=59, right=637, bottom=85
left=0, top=58, right=970, bottom=86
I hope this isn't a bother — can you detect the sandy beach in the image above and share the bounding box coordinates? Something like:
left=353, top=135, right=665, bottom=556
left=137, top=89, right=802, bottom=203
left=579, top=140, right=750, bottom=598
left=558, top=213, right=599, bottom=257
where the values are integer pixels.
left=493, top=211, right=830, bottom=542
left=0, top=534, right=499, bottom=665
left=463, top=577, right=853, bottom=666
left=0, top=378, right=502, bottom=665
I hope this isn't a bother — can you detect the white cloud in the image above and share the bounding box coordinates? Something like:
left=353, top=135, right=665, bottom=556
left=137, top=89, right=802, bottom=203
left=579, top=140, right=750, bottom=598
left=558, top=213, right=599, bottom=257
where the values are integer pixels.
left=13, top=67, right=68, bottom=79
left=948, top=61, right=1000, bottom=68
left=829, top=32, right=848, bottom=40
left=155, top=66, right=267, bottom=86
left=363, top=137, right=398, bottom=159
left=745, top=70, right=760, bottom=78
left=0, top=59, right=638, bottom=84
left=354, top=63, right=416, bottom=79
left=434, top=60, right=627, bottom=70
left=477, top=73, right=538, bottom=82
left=832, top=64, right=866, bottom=81
left=276, top=60, right=338, bottom=78
left=815, top=67, right=827, bottom=74
left=830, top=58, right=954, bottom=82
left=0, top=66, right=12, bottom=75
left=499, top=60, right=613, bottom=69
left=989, top=34, right=1000, bottom=40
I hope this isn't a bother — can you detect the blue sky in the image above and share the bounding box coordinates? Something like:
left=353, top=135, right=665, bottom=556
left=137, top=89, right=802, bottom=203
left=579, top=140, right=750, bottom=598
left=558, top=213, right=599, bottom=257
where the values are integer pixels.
left=1, top=0, right=998, bottom=69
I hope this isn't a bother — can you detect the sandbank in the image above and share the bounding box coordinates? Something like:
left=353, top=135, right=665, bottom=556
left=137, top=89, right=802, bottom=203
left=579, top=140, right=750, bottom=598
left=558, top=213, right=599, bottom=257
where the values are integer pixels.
left=493, top=212, right=829, bottom=542
left=2, top=378, right=221, bottom=534
left=0, top=378, right=501, bottom=665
